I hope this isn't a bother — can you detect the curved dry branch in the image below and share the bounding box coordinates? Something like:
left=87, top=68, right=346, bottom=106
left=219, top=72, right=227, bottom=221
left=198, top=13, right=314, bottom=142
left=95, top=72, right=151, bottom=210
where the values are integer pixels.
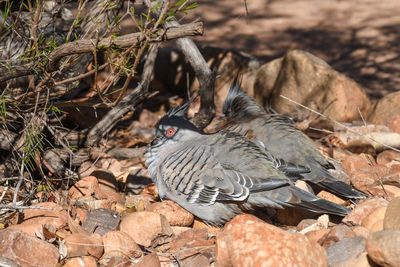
left=0, top=21, right=204, bottom=84
left=47, top=21, right=204, bottom=72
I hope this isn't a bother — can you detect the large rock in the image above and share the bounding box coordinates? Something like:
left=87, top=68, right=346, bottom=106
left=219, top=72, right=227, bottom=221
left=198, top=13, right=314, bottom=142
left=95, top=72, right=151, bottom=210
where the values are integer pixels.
left=0, top=229, right=59, bottom=267
left=366, top=230, right=400, bottom=267
left=216, top=214, right=327, bottom=267
left=120, top=211, right=173, bottom=247
left=368, top=91, right=400, bottom=125
left=254, top=50, right=371, bottom=122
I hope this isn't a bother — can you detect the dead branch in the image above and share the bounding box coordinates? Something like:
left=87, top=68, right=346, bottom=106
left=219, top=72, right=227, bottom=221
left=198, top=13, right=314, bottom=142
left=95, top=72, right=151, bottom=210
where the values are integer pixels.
left=47, top=21, right=203, bottom=72
left=145, top=0, right=215, bottom=129
left=0, top=21, right=203, bottom=84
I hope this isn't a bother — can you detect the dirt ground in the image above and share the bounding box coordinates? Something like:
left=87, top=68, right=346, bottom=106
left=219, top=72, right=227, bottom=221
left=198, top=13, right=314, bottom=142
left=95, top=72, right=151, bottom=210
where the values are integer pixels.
left=176, top=0, right=400, bottom=99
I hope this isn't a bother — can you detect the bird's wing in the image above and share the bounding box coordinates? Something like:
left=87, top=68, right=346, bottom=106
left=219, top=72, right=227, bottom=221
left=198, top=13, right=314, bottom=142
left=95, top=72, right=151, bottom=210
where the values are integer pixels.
left=160, top=143, right=289, bottom=206
left=186, top=168, right=289, bottom=206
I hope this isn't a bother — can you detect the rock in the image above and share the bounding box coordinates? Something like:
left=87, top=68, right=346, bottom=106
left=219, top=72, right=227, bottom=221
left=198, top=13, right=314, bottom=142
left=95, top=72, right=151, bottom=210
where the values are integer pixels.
left=216, top=214, right=327, bottom=267
left=368, top=91, right=400, bottom=126
left=81, top=208, right=120, bottom=236
left=254, top=50, right=370, bottom=122
left=125, top=194, right=154, bottom=211
left=361, top=185, right=400, bottom=199
left=341, top=154, right=375, bottom=176
left=78, top=153, right=124, bottom=178
left=320, top=224, right=357, bottom=248
left=341, top=154, right=379, bottom=188
left=193, top=218, right=222, bottom=236
left=297, top=219, right=318, bottom=232
left=388, top=115, right=400, bottom=135
left=384, top=197, right=400, bottom=230
left=75, top=197, right=114, bottom=210
left=22, top=202, right=68, bottom=229
left=68, top=176, right=104, bottom=201
left=64, top=233, right=103, bottom=258
left=133, top=253, right=161, bottom=267
left=0, top=229, right=59, bottom=267
left=146, top=200, right=194, bottom=227
left=366, top=230, right=400, bottom=267
left=343, top=198, right=389, bottom=226
left=378, top=163, right=400, bottom=187
left=298, top=215, right=329, bottom=235
left=352, top=252, right=376, bottom=267
left=120, top=211, right=173, bottom=247
left=352, top=226, right=370, bottom=239
left=102, top=231, right=142, bottom=259
left=8, top=223, right=43, bottom=237
left=317, top=190, right=348, bottom=206
left=63, top=256, right=97, bottom=267
left=377, top=150, right=400, bottom=165
left=167, top=229, right=215, bottom=266
left=90, top=170, right=119, bottom=193
left=305, top=229, right=330, bottom=245
left=172, top=226, right=192, bottom=236
left=326, top=237, right=366, bottom=266
left=361, top=207, right=387, bottom=232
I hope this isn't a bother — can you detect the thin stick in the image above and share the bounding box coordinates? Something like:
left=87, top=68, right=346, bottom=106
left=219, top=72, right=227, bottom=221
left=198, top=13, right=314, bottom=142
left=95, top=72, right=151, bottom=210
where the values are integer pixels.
left=0, top=204, right=55, bottom=210
left=280, top=95, right=400, bottom=153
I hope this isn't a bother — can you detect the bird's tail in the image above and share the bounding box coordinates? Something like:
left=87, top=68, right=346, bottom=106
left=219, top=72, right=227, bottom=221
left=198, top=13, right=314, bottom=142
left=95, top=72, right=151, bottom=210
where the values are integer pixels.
left=307, top=168, right=367, bottom=199
left=249, top=185, right=350, bottom=216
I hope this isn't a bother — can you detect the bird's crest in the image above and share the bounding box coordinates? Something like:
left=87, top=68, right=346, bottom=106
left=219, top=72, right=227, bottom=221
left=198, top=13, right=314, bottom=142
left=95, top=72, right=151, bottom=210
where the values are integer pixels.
left=167, top=97, right=197, bottom=118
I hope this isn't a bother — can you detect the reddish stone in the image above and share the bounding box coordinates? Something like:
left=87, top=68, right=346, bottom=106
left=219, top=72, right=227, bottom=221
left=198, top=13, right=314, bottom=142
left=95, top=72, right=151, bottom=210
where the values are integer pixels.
left=216, top=214, right=327, bottom=267
left=377, top=150, right=400, bottom=165
left=102, top=231, right=142, bottom=259
left=64, top=233, right=103, bottom=258
left=120, top=211, right=173, bottom=247
left=146, top=200, right=194, bottom=227
left=367, top=230, right=400, bottom=267
left=0, top=229, right=59, bottom=267
left=22, top=202, right=68, bottom=229
left=64, top=256, right=97, bottom=267
left=320, top=224, right=357, bottom=248
left=343, top=198, right=388, bottom=226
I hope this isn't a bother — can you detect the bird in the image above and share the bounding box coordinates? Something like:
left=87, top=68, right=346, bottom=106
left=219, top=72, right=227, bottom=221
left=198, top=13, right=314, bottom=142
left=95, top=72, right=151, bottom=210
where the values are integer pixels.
left=145, top=101, right=350, bottom=226
left=221, top=75, right=366, bottom=199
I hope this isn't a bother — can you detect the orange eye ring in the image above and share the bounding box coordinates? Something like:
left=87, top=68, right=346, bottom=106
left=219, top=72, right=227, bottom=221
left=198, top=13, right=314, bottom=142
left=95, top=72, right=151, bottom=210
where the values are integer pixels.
left=166, top=128, right=176, bottom=137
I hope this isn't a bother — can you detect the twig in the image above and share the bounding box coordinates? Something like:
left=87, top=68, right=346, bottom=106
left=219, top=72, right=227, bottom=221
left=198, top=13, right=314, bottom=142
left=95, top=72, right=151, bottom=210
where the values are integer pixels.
left=280, top=95, right=400, bottom=153
left=365, top=154, right=389, bottom=199
left=0, top=204, right=55, bottom=210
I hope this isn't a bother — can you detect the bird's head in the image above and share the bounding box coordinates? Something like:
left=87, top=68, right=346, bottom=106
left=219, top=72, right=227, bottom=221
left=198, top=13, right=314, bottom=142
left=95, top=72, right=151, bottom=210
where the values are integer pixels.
left=151, top=99, right=202, bottom=147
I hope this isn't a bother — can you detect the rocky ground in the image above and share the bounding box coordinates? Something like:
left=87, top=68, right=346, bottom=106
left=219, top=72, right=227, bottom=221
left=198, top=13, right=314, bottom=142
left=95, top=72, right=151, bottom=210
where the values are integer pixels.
left=1, top=1, right=400, bottom=267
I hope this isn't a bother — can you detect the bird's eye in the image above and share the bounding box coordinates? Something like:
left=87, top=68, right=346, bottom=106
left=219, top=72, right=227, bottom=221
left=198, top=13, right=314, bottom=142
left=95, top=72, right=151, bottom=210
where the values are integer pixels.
left=165, top=128, right=176, bottom=137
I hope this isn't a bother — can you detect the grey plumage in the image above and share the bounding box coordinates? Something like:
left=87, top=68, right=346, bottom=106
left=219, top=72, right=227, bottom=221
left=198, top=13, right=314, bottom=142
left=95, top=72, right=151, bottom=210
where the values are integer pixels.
left=146, top=103, right=350, bottom=226
left=222, top=75, right=366, bottom=199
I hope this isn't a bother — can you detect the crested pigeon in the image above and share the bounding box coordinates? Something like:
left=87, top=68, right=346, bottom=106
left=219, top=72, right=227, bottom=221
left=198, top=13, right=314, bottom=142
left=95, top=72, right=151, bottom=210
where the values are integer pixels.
left=222, top=76, right=366, bottom=199
left=145, top=101, right=350, bottom=226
